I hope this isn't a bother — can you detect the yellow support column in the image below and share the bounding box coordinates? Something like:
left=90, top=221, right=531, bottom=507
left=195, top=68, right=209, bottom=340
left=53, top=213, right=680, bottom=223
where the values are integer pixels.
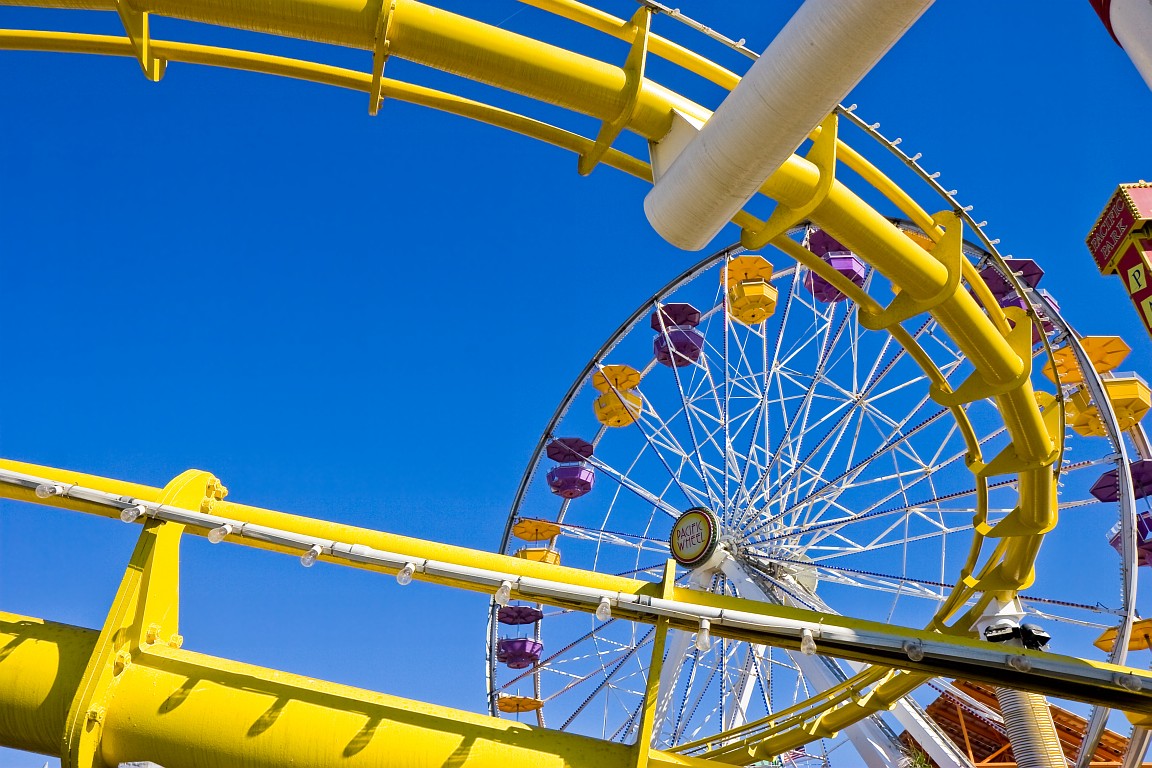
left=633, top=560, right=676, bottom=768
left=60, top=469, right=221, bottom=768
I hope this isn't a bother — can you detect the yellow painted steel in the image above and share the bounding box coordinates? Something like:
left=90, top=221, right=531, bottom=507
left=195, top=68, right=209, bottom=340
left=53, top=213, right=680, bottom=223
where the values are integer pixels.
left=0, top=0, right=1070, bottom=758
left=0, top=611, right=712, bottom=768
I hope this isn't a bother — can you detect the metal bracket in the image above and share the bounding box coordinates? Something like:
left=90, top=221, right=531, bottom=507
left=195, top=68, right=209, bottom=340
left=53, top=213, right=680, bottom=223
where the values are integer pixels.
left=116, top=0, right=164, bottom=82
left=369, top=0, right=397, bottom=116
left=741, top=112, right=838, bottom=251
left=859, top=210, right=964, bottom=332
left=577, top=6, right=651, bottom=176
left=931, top=305, right=1035, bottom=408
left=60, top=470, right=222, bottom=768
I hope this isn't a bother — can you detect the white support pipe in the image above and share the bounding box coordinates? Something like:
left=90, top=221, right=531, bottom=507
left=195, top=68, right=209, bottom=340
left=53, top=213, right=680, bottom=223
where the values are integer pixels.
left=1092, top=0, right=1152, bottom=91
left=643, top=0, right=934, bottom=251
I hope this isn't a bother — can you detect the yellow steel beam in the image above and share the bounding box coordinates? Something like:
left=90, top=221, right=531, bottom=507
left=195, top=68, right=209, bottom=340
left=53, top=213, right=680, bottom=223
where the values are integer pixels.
left=1, top=460, right=1151, bottom=716
left=0, top=610, right=713, bottom=768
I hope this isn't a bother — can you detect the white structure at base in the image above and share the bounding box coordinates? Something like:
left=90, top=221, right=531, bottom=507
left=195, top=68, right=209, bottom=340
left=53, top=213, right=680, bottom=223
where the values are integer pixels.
left=643, top=0, right=934, bottom=251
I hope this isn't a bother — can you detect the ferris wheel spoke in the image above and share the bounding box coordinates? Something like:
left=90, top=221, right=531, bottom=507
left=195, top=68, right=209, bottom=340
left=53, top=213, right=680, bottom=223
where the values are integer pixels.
left=556, top=628, right=655, bottom=731
left=737, top=326, right=931, bottom=526
left=804, top=524, right=974, bottom=564
left=655, top=309, right=728, bottom=511
left=748, top=401, right=961, bottom=538
left=749, top=478, right=1018, bottom=553
left=585, top=455, right=686, bottom=518
left=766, top=302, right=851, bottom=471
left=592, top=365, right=713, bottom=509
left=635, top=387, right=728, bottom=510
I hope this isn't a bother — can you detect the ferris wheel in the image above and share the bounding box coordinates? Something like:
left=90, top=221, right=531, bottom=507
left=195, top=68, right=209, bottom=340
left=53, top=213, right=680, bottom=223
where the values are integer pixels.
left=486, top=206, right=1152, bottom=766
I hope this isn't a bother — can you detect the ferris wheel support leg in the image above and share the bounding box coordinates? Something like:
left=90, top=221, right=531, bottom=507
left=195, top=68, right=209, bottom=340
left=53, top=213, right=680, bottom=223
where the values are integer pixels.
left=1121, top=727, right=1152, bottom=768
left=718, top=560, right=906, bottom=768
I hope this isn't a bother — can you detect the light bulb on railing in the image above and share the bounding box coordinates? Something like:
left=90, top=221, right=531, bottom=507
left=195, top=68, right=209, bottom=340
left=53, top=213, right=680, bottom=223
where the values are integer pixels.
left=902, top=639, right=925, bottom=662
left=695, top=618, right=712, bottom=652
left=300, top=544, right=323, bottom=568
left=119, top=504, right=147, bottom=523
left=208, top=524, right=234, bottom=544
left=494, top=580, right=513, bottom=607
left=595, top=597, right=612, bottom=622
left=800, top=628, right=818, bottom=656
left=396, top=562, right=416, bottom=586
left=34, top=483, right=64, bottom=499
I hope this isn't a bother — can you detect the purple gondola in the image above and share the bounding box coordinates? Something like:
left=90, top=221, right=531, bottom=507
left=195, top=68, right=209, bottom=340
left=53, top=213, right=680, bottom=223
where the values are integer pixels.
left=804, top=230, right=866, bottom=303
left=546, top=437, right=596, bottom=499
left=979, top=258, right=1045, bottom=302
left=497, top=638, right=544, bottom=669
left=498, top=606, right=544, bottom=625
left=651, top=303, right=704, bottom=367
left=1091, top=459, right=1152, bottom=502
left=1108, top=510, right=1152, bottom=568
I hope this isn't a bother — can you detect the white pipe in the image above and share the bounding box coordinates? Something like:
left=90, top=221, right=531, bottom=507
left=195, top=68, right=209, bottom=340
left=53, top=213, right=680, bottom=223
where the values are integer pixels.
left=1096, top=0, right=1152, bottom=91
left=643, top=0, right=934, bottom=251
left=995, top=687, right=1065, bottom=768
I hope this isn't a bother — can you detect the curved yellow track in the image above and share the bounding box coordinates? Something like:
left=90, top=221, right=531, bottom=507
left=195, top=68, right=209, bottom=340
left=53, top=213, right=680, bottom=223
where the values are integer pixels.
left=1, top=0, right=1059, bottom=760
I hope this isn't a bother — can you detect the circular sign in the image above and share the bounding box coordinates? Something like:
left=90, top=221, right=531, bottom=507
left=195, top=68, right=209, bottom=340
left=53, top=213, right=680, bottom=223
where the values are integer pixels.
left=669, top=507, right=719, bottom=567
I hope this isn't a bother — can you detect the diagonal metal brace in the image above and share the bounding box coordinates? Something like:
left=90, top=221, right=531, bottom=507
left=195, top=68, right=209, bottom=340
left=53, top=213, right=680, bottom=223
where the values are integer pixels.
left=369, top=0, right=397, bottom=115
left=858, top=210, right=964, bottom=332
left=577, top=6, right=651, bottom=176
left=740, top=112, right=838, bottom=251
left=116, top=0, right=164, bottom=81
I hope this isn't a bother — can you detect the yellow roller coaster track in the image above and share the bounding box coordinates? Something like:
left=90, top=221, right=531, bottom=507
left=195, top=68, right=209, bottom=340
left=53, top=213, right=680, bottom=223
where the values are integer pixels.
left=0, top=0, right=1083, bottom=764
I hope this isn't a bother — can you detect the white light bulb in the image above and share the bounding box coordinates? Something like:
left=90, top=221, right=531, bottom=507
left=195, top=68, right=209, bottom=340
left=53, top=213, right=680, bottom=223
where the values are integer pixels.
left=397, top=562, right=416, bottom=586
left=34, top=483, right=64, bottom=499
left=595, top=597, right=612, bottom=622
left=119, top=504, right=147, bottom=523
left=1007, top=654, right=1032, bottom=673
left=208, top=524, right=233, bottom=544
left=300, top=544, right=323, bottom=568
left=695, top=618, right=712, bottom=652
left=495, top=580, right=513, bottom=607
left=1117, top=673, right=1143, bottom=692
left=800, top=628, right=818, bottom=656
left=902, top=639, right=925, bottom=662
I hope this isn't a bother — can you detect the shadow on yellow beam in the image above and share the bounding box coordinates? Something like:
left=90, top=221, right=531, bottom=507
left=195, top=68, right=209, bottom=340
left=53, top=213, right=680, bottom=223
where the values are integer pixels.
left=0, top=611, right=708, bottom=768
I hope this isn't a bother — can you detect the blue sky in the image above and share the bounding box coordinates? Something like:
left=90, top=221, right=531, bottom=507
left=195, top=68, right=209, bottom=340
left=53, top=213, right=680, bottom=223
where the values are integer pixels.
left=2, top=1, right=1152, bottom=766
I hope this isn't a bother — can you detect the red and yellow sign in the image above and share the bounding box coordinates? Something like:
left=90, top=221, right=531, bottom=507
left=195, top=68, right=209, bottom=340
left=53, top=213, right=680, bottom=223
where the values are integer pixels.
left=1087, top=183, right=1152, bottom=274
left=1116, top=238, right=1152, bottom=336
left=669, top=507, right=719, bottom=567
left=1087, top=183, right=1152, bottom=341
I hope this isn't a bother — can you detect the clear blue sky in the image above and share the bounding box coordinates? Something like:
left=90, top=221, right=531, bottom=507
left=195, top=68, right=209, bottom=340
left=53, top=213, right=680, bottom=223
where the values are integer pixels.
left=2, top=2, right=1152, bottom=766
